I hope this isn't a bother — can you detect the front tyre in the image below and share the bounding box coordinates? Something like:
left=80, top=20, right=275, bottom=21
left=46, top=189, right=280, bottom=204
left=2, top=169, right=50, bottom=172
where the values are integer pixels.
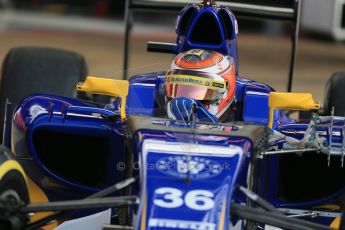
left=323, top=72, right=345, bottom=116
left=0, top=47, right=88, bottom=142
left=0, top=169, right=30, bottom=230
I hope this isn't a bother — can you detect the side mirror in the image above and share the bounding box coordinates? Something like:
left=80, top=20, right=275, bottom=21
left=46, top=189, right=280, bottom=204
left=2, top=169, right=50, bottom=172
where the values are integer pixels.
left=268, top=92, right=320, bottom=128
left=77, top=76, right=129, bottom=120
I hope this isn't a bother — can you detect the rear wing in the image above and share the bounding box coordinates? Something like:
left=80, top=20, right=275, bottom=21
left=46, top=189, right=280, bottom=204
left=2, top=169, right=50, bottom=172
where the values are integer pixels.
left=123, top=0, right=301, bottom=92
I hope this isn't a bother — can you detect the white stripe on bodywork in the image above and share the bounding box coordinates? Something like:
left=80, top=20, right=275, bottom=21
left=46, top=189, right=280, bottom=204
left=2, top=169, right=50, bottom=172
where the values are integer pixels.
left=142, top=139, right=242, bottom=157
left=131, top=83, right=156, bottom=87
left=175, top=99, right=184, bottom=120
left=245, top=91, right=269, bottom=96
left=215, top=101, right=232, bottom=119
left=148, top=218, right=216, bottom=230
left=167, top=101, right=176, bottom=120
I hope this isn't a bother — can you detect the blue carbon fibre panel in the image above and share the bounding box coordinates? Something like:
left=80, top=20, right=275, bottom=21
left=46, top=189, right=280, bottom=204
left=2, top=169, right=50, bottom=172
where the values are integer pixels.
left=13, top=94, right=125, bottom=199
left=239, top=79, right=276, bottom=126
left=235, top=80, right=246, bottom=102
left=131, top=126, right=254, bottom=230
left=127, top=85, right=156, bottom=116
left=126, top=73, right=165, bottom=116
left=136, top=137, right=250, bottom=230
left=243, top=92, right=269, bottom=125
left=176, top=5, right=238, bottom=70
left=143, top=154, right=236, bottom=230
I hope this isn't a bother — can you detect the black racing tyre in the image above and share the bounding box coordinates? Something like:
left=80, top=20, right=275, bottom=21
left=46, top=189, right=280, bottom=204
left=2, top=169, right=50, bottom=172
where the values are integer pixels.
left=0, top=170, right=30, bottom=230
left=0, top=47, right=88, bottom=141
left=324, top=72, right=345, bottom=116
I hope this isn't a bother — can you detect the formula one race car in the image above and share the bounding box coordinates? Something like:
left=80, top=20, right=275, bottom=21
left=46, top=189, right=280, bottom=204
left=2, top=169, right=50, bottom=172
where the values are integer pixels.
left=1, top=0, right=345, bottom=229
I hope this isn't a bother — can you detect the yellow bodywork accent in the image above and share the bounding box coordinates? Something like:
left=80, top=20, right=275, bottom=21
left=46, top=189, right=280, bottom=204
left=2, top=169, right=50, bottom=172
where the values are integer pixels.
left=141, top=194, right=147, bottom=230
left=0, top=160, right=56, bottom=229
left=218, top=197, right=227, bottom=230
left=315, top=204, right=341, bottom=211
left=269, top=92, right=320, bottom=111
left=0, top=160, right=27, bottom=184
left=27, top=177, right=57, bottom=229
left=330, top=216, right=340, bottom=229
left=138, top=132, right=143, bottom=143
left=77, top=76, right=129, bottom=120
left=268, top=92, right=320, bottom=128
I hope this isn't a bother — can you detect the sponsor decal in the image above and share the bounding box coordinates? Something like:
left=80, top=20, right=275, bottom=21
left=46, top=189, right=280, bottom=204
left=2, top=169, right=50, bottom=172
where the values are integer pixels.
left=148, top=218, right=216, bottom=230
left=186, top=49, right=205, bottom=57
left=212, top=82, right=225, bottom=88
left=156, top=155, right=223, bottom=179
left=166, top=74, right=225, bottom=90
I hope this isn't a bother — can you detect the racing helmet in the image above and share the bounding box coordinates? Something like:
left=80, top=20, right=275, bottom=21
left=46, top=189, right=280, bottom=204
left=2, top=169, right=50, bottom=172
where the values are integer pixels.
left=166, top=49, right=236, bottom=118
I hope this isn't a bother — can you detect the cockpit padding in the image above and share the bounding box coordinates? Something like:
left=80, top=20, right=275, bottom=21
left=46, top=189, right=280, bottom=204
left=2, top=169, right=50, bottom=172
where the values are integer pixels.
left=127, top=115, right=269, bottom=151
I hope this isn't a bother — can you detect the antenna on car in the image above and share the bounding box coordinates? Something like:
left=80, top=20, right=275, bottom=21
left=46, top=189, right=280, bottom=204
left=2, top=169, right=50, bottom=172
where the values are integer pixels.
left=202, top=0, right=216, bottom=6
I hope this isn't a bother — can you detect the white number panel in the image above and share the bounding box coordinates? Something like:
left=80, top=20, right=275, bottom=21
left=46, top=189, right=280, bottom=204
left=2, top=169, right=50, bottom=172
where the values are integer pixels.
left=153, top=187, right=215, bottom=211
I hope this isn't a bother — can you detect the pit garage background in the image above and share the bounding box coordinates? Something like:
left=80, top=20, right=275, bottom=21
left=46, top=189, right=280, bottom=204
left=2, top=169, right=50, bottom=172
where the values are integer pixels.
left=0, top=0, right=344, bottom=104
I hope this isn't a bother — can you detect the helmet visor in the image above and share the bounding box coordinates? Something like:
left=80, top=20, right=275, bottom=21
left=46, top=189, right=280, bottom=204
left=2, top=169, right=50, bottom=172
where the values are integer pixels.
left=166, top=70, right=227, bottom=101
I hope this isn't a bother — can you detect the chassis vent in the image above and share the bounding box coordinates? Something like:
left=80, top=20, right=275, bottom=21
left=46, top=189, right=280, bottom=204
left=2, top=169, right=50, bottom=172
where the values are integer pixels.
left=190, top=12, right=222, bottom=45
left=278, top=152, right=345, bottom=202
left=33, top=129, right=108, bottom=188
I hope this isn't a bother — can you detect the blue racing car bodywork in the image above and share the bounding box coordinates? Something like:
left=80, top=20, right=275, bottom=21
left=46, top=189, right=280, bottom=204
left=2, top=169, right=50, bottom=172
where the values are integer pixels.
left=2, top=0, right=345, bottom=229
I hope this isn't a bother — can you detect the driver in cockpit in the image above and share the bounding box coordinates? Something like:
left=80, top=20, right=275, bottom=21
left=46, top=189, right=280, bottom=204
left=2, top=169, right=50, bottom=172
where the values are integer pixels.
left=165, top=49, right=237, bottom=123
